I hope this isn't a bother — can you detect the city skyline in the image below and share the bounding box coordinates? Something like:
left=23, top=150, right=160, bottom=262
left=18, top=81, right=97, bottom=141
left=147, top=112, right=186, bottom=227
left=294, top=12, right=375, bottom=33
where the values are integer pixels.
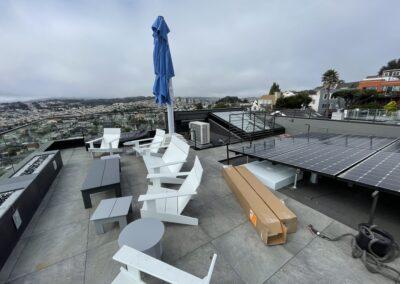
left=0, top=0, right=399, bottom=102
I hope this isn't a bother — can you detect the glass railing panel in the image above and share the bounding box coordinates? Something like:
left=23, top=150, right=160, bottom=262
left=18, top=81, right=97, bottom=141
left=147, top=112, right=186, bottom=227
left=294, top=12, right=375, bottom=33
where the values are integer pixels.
left=0, top=109, right=166, bottom=179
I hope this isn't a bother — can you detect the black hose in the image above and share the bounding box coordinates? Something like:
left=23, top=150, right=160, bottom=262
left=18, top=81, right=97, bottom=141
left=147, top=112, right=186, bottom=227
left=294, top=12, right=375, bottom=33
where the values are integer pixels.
left=308, top=224, right=400, bottom=283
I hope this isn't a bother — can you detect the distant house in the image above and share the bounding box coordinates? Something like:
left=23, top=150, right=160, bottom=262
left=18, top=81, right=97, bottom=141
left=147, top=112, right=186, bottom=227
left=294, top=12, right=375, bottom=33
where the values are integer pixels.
left=309, top=82, right=358, bottom=114
left=381, top=68, right=400, bottom=78
left=281, top=91, right=296, bottom=98
left=251, top=92, right=280, bottom=111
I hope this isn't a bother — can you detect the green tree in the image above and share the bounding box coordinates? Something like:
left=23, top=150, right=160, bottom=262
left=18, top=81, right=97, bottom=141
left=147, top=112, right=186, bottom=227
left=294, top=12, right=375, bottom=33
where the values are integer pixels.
left=331, top=89, right=360, bottom=108
left=195, top=103, right=203, bottom=110
left=213, top=102, right=228, bottom=109
left=269, top=82, right=281, bottom=95
left=275, top=94, right=312, bottom=109
left=322, top=69, right=340, bottom=98
left=384, top=101, right=397, bottom=112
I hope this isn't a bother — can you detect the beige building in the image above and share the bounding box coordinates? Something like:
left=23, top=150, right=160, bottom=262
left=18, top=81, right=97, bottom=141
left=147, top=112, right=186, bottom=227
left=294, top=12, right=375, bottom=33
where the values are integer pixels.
left=251, top=92, right=281, bottom=111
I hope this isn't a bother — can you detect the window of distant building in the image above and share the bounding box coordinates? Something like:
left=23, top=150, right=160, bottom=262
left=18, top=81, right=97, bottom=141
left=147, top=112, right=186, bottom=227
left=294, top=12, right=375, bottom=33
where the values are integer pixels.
left=393, top=71, right=400, bottom=76
left=323, top=93, right=329, bottom=100
left=383, top=72, right=390, bottom=76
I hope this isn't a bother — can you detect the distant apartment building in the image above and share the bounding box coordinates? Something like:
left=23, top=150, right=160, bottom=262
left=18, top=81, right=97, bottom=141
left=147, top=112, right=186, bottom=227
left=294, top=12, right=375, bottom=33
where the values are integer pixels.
left=358, top=69, right=400, bottom=93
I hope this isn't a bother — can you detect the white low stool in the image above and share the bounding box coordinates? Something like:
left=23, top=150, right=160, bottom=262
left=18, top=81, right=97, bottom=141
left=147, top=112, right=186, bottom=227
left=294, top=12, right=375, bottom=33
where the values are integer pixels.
left=90, top=196, right=132, bottom=234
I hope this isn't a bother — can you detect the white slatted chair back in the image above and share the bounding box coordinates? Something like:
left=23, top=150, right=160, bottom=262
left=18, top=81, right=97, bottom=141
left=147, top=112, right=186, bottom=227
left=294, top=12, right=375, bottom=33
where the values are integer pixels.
left=162, top=136, right=190, bottom=173
left=150, top=129, right=166, bottom=153
left=101, top=128, right=121, bottom=149
left=176, top=156, right=203, bottom=214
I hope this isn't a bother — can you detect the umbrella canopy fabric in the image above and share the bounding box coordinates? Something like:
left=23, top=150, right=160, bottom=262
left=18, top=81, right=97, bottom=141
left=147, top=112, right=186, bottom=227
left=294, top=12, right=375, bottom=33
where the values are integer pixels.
left=152, top=16, right=174, bottom=105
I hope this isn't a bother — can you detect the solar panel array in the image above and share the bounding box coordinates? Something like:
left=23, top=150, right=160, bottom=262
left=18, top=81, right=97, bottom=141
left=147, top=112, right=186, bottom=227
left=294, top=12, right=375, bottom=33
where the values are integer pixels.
left=269, top=144, right=375, bottom=176
left=339, top=146, right=400, bottom=193
left=229, top=132, right=400, bottom=194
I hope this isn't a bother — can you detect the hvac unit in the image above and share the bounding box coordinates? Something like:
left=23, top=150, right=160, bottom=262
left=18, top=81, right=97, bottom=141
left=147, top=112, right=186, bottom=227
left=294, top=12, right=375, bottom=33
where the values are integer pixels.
left=189, top=121, right=210, bottom=145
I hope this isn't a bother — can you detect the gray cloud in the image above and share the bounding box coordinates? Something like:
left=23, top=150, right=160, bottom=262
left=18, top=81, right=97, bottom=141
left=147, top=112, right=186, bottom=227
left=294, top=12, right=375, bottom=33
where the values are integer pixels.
left=0, top=0, right=399, bottom=102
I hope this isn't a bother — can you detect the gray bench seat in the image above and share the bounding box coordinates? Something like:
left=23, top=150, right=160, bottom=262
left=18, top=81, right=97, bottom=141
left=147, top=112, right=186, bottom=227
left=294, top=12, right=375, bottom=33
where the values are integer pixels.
left=81, top=158, right=121, bottom=209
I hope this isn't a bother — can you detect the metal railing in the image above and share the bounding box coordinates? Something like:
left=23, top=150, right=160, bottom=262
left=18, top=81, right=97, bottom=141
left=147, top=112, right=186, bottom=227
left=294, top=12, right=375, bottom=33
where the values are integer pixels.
left=225, top=110, right=278, bottom=164
left=344, top=109, right=400, bottom=124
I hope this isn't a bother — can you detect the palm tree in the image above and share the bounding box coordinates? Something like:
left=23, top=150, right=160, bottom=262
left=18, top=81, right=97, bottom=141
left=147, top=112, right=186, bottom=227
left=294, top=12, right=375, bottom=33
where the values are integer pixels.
left=321, top=69, right=339, bottom=115
left=322, top=69, right=340, bottom=96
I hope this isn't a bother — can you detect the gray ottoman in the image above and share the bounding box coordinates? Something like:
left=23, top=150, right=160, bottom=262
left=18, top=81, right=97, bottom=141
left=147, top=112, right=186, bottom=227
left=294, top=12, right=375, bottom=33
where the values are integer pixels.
left=118, top=218, right=165, bottom=259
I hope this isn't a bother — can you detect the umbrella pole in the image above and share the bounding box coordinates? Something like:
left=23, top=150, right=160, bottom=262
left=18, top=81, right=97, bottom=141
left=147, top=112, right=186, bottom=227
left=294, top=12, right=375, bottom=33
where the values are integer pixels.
left=167, top=80, right=175, bottom=134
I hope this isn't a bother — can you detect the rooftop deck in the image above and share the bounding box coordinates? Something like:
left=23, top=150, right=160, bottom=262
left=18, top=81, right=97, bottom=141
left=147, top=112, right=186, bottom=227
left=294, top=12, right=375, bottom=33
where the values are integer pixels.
left=1, top=145, right=399, bottom=283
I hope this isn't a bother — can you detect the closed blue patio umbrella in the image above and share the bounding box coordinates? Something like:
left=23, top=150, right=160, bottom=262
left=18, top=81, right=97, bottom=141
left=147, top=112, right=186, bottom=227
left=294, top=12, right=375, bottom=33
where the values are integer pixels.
left=152, top=16, right=175, bottom=133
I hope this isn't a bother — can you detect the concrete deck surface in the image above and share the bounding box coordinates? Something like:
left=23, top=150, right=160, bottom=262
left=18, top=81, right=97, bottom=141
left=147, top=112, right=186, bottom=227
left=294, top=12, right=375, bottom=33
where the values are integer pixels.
left=1, top=146, right=398, bottom=284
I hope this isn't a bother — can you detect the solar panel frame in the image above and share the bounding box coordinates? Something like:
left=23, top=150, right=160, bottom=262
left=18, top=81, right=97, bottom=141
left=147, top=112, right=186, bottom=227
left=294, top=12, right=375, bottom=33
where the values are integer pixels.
left=382, top=139, right=400, bottom=153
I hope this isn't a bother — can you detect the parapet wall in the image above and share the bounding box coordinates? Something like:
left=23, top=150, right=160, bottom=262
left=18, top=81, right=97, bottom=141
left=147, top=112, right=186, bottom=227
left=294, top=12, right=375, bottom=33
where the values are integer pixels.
left=275, top=116, right=400, bottom=138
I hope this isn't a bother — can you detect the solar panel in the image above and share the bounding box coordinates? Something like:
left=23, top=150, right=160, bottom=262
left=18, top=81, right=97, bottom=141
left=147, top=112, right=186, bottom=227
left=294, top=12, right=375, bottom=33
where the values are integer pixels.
left=268, top=144, right=375, bottom=176
left=382, top=139, right=400, bottom=153
left=229, top=138, right=303, bottom=158
left=339, top=151, right=400, bottom=194
left=320, top=135, right=396, bottom=150
left=229, top=132, right=343, bottom=159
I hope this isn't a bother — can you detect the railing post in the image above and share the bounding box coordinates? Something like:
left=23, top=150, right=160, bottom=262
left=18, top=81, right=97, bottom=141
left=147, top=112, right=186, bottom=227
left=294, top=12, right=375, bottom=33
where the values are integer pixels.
left=226, top=144, right=230, bottom=165
left=241, top=112, right=244, bottom=136
left=263, top=112, right=267, bottom=130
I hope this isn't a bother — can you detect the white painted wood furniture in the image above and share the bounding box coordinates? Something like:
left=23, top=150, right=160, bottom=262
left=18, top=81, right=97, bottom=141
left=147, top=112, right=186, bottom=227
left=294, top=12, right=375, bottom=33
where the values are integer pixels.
left=90, top=196, right=132, bottom=234
left=138, top=156, right=203, bottom=226
left=86, top=128, right=121, bottom=157
left=112, top=245, right=217, bottom=284
left=123, top=129, right=166, bottom=156
left=142, top=135, right=190, bottom=187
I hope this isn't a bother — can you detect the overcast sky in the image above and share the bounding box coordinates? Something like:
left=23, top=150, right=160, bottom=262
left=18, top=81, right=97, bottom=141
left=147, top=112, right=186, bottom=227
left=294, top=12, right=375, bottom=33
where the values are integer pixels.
left=0, top=0, right=399, bottom=102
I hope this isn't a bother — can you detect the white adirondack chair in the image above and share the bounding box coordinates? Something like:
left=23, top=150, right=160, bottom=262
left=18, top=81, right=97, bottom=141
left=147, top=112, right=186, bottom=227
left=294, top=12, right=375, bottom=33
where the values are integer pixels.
left=123, top=129, right=166, bottom=156
left=86, top=128, right=121, bottom=157
left=138, top=156, right=203, bottom=226
left=112, top=245, right=217, bottom=284
left=142, top=135, right=190, bottom=187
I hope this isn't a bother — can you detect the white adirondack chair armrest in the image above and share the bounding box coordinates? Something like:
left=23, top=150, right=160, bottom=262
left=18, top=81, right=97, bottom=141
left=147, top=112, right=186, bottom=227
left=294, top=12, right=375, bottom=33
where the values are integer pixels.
left=137, top=141, right=162, bottom=149
left=138, top=191, right=196, bottom=202
left=203, top=254, right=218, bottom=283
left=86, top=137, right=103, bottom=144
left=146, top=172, right=191, bottom=179
left=149, top=160, right=187, bottom=169
left=124, top=137, right=154, bottom=146
left=86, top=137, right=103, bottom=150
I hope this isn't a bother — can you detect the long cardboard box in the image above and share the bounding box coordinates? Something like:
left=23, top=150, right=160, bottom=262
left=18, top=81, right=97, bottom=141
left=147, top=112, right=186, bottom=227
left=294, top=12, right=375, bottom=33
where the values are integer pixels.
left=236, top=166, right=297, bottom=233
left=222, top=166, right=287, bottom=245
